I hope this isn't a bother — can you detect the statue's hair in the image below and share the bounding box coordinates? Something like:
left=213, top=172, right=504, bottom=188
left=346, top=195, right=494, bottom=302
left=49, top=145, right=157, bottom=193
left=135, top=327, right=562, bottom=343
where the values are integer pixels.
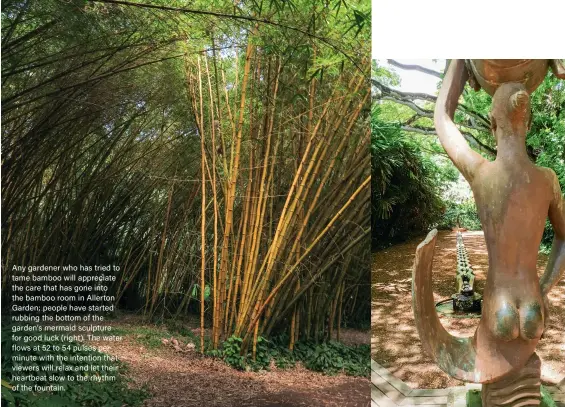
left=490, top=82, right=532, bottom=135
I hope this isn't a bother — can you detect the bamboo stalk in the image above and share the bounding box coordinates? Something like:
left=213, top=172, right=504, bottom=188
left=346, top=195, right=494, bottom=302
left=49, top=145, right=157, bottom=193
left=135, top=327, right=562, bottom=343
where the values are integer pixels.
left=197, top=55, right=207, bottom=354
left=242, top=175, right=370, bottom=343
left=337, top=281, right=344, bottom=342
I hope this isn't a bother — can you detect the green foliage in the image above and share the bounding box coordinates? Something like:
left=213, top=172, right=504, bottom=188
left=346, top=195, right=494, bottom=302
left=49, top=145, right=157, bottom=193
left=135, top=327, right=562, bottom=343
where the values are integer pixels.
left=541, top=385, right=557, bottom=407
left=293, top=340, right=370, bottom=376
left=103, top=321, right=369, bottom=377
left=191, top=284, right=211, bottom=301
left=205, top=335, right=272, bottom=372
left=539, top=220, right=554, bottom=254
left=302, top=342, right=344, bottom=374
left=527, top=75, right=565, bottom=248
left=110, top=326, right=165, bottom=349
left=268, top=336, right=369, bottom=376
left=110, top=320, right=197, bottom=350
left=1, top=326, right=149, bottom=407
left=163, top=320, right=198, bottom=342
left=219, top=336, right=246, bottom=370
left=371, top=105, right=449, bottom=248
left=251, top=337, right=272, bottom=371
left=438, top=200, right=482, bottom=230
left=207, top=335, right=369, bottom=377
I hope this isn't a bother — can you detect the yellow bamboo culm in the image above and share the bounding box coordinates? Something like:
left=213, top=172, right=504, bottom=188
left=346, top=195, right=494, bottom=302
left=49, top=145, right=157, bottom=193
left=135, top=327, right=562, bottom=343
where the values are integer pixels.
left=289, top=278, right=300, bottom=351
left=185, top=48, right=369, bottom=355
left=214, top=37, right=255, bottom=349
left=337, top=282, right=345, bottom=342
left=242, top=175, right=371, bottom=344
left=194, top=56, right=207, bottom=354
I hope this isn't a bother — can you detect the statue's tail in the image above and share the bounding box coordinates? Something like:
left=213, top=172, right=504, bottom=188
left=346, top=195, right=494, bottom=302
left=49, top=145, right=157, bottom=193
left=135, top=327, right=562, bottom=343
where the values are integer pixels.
left=412, top=229, right=521, bottom=384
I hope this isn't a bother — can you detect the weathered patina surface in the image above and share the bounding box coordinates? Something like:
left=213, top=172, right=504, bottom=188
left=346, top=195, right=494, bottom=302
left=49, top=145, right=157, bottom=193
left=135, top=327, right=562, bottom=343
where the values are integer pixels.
left=412, top=59, right=565, bottom=402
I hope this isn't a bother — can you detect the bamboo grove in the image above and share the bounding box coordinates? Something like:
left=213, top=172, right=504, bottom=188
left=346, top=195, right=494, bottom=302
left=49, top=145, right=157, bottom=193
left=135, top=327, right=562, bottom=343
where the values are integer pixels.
left=1, top=0, right=371, bottom=355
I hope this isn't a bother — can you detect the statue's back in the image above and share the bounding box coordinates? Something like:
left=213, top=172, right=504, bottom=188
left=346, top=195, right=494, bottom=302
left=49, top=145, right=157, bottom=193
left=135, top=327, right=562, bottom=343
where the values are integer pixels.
left=471, top=160, right=551, bottom=274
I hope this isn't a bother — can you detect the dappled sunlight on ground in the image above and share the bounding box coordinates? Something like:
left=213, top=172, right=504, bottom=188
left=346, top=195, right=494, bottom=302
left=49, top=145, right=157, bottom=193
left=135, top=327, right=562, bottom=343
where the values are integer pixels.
left=87, top=316, right=370, bottom=407
left=372, top=230, right=565, bottom=389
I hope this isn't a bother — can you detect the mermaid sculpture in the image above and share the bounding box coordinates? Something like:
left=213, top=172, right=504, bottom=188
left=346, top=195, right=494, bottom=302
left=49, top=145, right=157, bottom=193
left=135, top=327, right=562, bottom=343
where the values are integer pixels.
left=412, top=59, right=565, bottom=406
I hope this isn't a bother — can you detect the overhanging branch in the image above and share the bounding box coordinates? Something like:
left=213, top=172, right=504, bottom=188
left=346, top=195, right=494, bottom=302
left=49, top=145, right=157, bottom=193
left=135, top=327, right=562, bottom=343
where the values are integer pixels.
left=381, top=96, right=433, bottom=118
left=372, top=78, right=436, bottom=102
left=400, top=125, right=497, bottom=157
left=387, top=59, right=442, bottom=78
left=400, top=125, right=435, bottom=135
left=373, top=77, right=491, bottom=132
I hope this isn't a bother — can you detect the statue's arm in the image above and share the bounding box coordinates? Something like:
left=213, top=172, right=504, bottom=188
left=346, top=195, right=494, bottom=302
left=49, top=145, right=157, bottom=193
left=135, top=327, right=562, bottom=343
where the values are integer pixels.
left=435, top=59, right=486, bottom=182
left=550, top=59, right=565, bottom=79
left=540, top=171, right=565, bottom=296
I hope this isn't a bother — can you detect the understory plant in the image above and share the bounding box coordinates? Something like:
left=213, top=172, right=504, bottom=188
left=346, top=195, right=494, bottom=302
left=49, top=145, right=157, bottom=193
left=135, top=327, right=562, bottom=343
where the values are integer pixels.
left=207, top=334, right=369, bottom=377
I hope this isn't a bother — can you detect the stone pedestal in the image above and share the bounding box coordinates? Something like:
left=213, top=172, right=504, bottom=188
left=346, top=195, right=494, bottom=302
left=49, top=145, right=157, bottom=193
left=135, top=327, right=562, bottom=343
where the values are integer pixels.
left=481, top=353, right=541, bottom=407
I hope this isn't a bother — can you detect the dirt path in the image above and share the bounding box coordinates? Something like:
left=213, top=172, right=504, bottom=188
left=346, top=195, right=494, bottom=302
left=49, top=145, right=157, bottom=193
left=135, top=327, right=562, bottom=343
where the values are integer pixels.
left=371, top=230, right=565, bottom=389
left=89, top=318, right=370, bottom=407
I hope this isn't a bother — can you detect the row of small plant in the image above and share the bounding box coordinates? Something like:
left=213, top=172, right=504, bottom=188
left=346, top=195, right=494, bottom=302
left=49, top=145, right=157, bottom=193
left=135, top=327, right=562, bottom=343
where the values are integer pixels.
left=456, top=232, right=474, bottom=277
left=206, top=334, right=370, bottom=377
left=1, top=325, right=149, bottom=407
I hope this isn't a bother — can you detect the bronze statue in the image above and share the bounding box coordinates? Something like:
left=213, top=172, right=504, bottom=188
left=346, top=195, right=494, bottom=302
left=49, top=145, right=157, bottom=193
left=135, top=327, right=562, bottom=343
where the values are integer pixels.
left=465, top=59, right=565, bottom=95
left=412, top=59, right=565, bottom=405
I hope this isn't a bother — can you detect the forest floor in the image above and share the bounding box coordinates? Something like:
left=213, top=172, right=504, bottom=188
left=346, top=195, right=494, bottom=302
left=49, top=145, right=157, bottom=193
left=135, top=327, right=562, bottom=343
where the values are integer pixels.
left=86, top=314, right=370, bottom=407
left=371, top=230, right=565, bottom=389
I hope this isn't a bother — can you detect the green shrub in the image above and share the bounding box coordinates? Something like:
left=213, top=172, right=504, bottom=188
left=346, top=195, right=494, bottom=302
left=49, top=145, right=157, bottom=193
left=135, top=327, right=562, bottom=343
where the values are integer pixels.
left=302, top=342, right=344, bottom=374
left=371, top=112, right=451, bottom=249
left=286, top=339, right=369, bottom=377
left=221, top=336, right=246, bottom=370
left=211, top=335, right=369, bottom=377
left=540, top=220, right=554, bottom=254
left=250, top=337, right=272, bottom=371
